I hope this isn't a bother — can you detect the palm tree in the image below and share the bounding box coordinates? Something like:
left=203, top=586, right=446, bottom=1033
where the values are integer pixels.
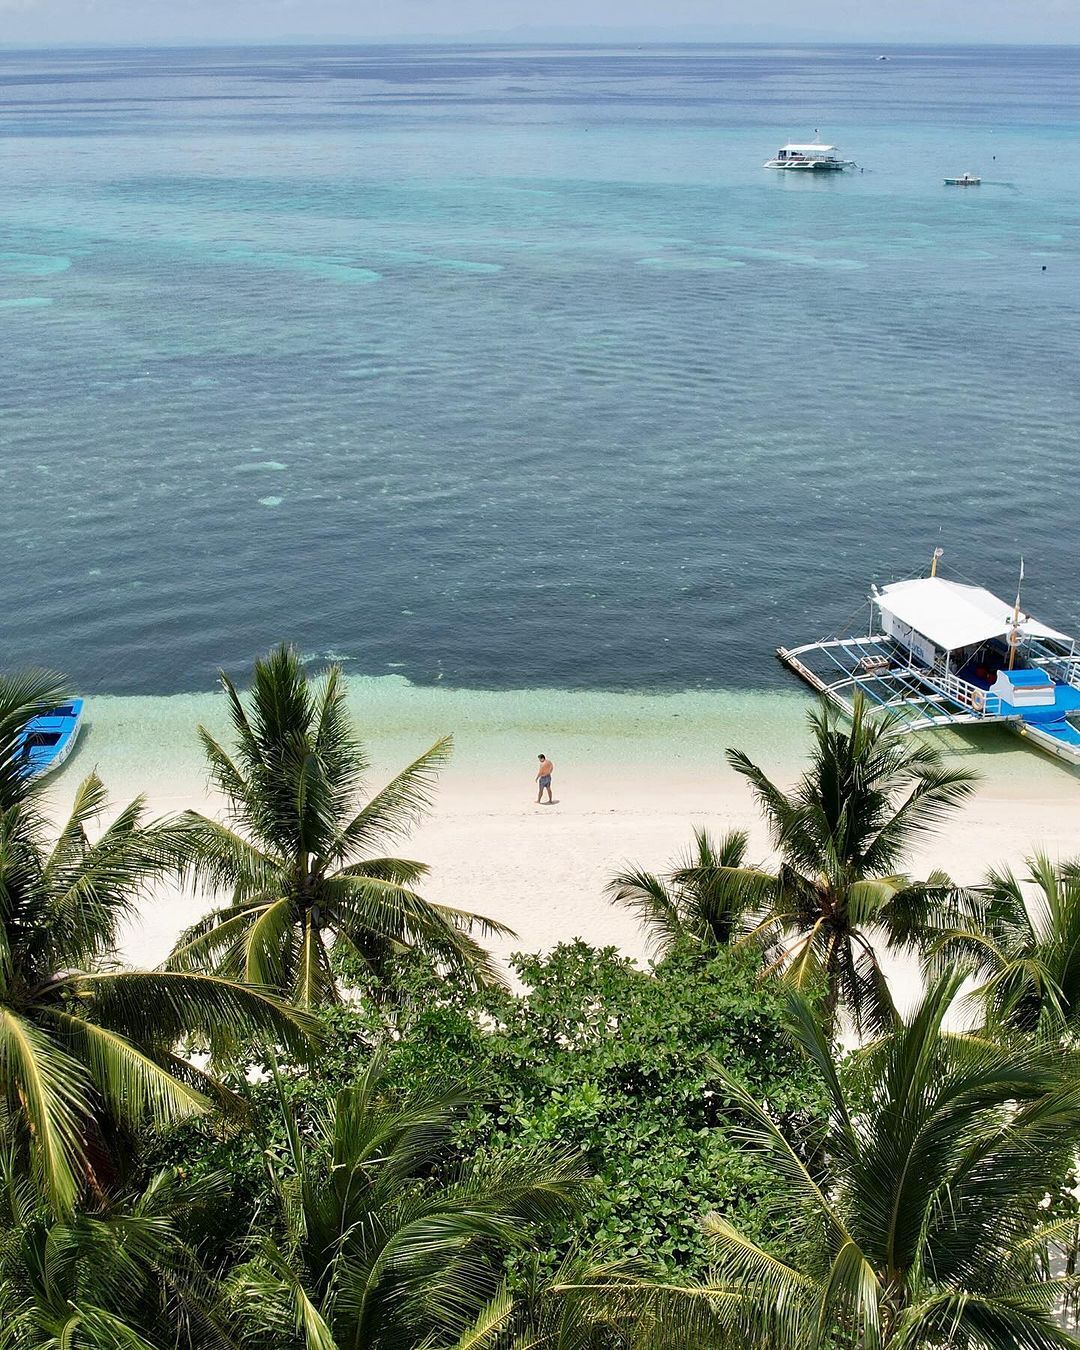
left=932, top=854, right=1080, bottom=1039
left=722, top=693, right=976, bottom=1034
left=0, top=1164, right=235, bottom=1350
left=169, top=646, right=511, bottom=1006
left=0, top=669, right=71, bottom=810
left=0, top=672, right=317, bottom=1217
left=607, top=828, right=758, bottom=960
left=226, top=1053, right=590, bottom=1350
left=638, top=972, right=1080, bottom=1348
left=442, top=1249, right=650, bottom=1350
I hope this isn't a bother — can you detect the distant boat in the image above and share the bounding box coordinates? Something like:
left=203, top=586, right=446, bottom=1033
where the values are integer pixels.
left=877, top=55, right=889, bottom=61
left=764, top=142, right=855, bottom=172
left=18, top=699, right=84, bottom=778
left=776, top=556, right=1080, bottom=767
left=945, top=173, right=981, bottom=186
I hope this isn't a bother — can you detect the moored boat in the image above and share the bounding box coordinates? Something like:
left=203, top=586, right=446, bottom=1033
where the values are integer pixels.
left=18, top=698, right=84, bottom=778
left=764, top=142, right=855, bottom=172
left=776, top=555, right=1080, bottom=767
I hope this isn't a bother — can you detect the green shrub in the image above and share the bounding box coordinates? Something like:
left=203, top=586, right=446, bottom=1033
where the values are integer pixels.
left=149, top=941, right=823, bottom=1281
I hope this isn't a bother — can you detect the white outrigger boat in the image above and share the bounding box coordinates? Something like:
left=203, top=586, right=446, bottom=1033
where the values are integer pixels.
left=777, top=554, right=1080, bottom=766
left=765, top=142, right=855, bottom=172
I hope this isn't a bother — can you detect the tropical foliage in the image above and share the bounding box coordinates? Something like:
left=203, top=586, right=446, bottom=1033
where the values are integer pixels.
left=2, top=658, right=1077, bottom=1350
left=0, top=673, right=315, bottom=1217
left=933, top=853, right=1080, bottom=1039
left=169, top=645, right=511, bottom=1005
left=607, top=828, right=757, bottom=958
left=0, top=1164, right=233, bottom=1350
left=157, top=941, right=823, bottom=1284
left=720, top=693, right=976, bottom=1034
left=223, top=1052, right=590, bottom=1350
left=653, top=971, right=1080, bottom=1348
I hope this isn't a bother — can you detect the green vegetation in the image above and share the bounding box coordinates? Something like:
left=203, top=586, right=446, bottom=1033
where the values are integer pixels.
left=222, top=1053, right=592, bottom=1350
left=0, top=1165, right=234, bottom=1350
left=933, top=853, right=1080, bottom=1038
left=607, top=828, right=757, bottom=957
left=648, top=972, right=1079, bottom=1347
left=0, top=672, right=314, bottom=1218
left=344, top=940, right=821, bottom=1277
left=720, top=692, right=977, bottom=1035
left=2, top=656, right=1078, bottom=1349
left=168, top=645, right=510, bottom=1005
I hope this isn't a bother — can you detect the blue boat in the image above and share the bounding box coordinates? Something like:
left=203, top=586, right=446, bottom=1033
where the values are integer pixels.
left=18, top=699, right=84, bottom=778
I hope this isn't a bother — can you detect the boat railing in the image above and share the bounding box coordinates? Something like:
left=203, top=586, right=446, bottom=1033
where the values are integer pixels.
left=1030, top=653, right=1080, bottom=691
left=928, top=661, right=1004, bottom=719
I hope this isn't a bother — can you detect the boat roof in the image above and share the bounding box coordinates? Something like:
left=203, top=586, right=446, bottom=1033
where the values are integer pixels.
left=875, top=577, right=1071, bottom=651
left=781, top=143, right=839, bottom=154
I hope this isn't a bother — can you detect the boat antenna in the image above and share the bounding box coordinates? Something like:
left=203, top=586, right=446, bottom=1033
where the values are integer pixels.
left=930, top=546, right=944, bottom=578
left=1008, top=556, right=1024, bottom=670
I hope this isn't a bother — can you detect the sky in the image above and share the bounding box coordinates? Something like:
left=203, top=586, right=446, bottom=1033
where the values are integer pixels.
left=0, top=0, right=1078, bottom=46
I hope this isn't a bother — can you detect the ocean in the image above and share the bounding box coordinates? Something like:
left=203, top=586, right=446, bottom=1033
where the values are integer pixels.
left=2, top=43, right=1080, bottom=701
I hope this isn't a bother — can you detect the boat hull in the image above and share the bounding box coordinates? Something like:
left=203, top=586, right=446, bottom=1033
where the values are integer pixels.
left=1017, top=721, right=1080, bottom=766
left=765, top=160, right=849, bottom=171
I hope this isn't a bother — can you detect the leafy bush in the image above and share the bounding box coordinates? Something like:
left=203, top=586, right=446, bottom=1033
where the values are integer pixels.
left=151, top=940, right=823, bottom=1281
left=383, top=941, right=823, bottom=1275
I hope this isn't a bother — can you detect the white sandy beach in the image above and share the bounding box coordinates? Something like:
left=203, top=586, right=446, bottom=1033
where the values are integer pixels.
left=40, top=677, right=1079, bottom=1014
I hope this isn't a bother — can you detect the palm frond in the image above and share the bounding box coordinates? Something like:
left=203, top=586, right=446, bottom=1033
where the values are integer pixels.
left=328, top=736, right=453, bottom=862
left=605, top=867, right=684, bottom=957
left=243, top=897, right=300, bottom=990
left=294, top=918, right=337, bottom=1009
left=0, top=1006, right=88, bottom=1214
left=436, top=1286, right=515, bottom=1350
left=240, top=1241, right=339, bottom=1350
left=171, top=812, right=284, bottom=901
left=69, top=970, right=320, bottom=1063
left=0, top=670, right=70, bottom=810
left=895, top=1289, right=1080, bottom=1349
left=37, top=1008, right=211, bottom=1129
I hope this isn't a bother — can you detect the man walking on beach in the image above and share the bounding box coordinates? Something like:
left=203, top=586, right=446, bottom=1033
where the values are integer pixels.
left=536, top=753, right=554, bottom=805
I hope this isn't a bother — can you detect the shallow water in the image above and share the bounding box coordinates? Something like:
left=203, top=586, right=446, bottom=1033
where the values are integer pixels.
left=41, top=677, right=1074, bottom=817
left=2, top=44, right=1079, bottom=695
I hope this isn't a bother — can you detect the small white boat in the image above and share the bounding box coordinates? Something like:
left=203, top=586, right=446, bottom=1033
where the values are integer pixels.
left=777, top=555, right=1080, bottom=767
left=945, top=173, right=981, bottom=186
left=764, top=142, right=855, bottom=172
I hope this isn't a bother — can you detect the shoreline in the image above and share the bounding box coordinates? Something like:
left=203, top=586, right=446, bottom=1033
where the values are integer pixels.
left=37, top=678, right=1076, bottom=997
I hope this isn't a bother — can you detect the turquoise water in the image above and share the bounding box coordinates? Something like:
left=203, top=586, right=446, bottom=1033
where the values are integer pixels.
left=56, top=680, right=1077, bottom=805
left=2, top=44, right=1080, bottom=695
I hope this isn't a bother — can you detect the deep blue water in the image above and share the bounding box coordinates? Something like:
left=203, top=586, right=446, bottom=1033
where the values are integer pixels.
left=2, top=44, right=1079, bottom=694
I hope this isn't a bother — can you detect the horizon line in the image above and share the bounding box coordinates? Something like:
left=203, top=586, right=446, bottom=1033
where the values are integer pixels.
left=3, top=36, right=1080, bottom=52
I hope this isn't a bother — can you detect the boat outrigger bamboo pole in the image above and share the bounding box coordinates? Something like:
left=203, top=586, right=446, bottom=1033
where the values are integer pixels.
left=1008, top=557, right=1024, bottom=671
left=930, top=546, right=943, bottom=578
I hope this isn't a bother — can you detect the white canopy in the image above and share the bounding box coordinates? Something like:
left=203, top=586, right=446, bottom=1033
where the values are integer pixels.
left=781, top=143, right=839, bottom=154
left=875, top=577, right=1071, bottom=652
